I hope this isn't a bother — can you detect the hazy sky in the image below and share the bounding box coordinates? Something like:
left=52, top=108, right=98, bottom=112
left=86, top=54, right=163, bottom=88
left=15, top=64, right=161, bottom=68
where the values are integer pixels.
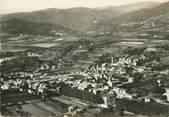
left=0, top=0, right=168, bottom=14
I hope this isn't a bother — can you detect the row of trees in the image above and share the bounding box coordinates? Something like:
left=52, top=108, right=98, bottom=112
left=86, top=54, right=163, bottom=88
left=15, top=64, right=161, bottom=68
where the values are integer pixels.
left=1, top=89, right=39, bottom=104
left=60, top=84, right=104, bottom=104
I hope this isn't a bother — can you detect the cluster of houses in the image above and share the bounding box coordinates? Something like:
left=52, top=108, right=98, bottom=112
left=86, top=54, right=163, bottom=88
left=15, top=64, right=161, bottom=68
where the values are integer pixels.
left=50, top=56, right=150, bottom=101
left=0, top=57, right=16, bottom=64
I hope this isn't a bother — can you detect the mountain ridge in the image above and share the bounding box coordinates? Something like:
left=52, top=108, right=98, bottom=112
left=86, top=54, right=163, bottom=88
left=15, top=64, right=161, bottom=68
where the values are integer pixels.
left=1, top=1, right=168, bottom=32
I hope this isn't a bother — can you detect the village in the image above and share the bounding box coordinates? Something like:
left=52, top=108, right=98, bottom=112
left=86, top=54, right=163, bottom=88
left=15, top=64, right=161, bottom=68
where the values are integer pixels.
left=1, top=36, right=169, bottom=116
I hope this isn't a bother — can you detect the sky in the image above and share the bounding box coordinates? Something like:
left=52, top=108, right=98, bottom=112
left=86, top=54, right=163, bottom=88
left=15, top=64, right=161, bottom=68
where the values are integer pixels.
left=0, top=0, right=168, bottom=14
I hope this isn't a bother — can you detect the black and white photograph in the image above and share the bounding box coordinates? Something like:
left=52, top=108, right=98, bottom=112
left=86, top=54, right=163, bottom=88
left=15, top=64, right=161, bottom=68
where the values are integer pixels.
left=0, top=0, right=169, bottom=116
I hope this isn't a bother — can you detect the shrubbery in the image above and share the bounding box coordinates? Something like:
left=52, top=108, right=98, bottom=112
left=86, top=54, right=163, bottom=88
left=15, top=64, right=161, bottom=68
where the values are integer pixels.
left=1, top=56, right=41, bottom=72
left=116, top=98, right=169, bottom=116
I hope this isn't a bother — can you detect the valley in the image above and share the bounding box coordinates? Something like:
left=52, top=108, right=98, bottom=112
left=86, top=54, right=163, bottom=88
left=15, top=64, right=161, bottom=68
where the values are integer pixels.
left=1, top=1, right=169, bottom=117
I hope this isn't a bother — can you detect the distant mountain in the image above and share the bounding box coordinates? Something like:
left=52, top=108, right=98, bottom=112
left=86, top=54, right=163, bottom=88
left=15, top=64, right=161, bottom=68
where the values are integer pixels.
left=1, top=18, right=77, bottom=35
left=1, top=2, right=160, bottom=32
left=96, top=2, right=160, bottom=14
left=1, top=8, right=98, bottom=32
left=113, top=1, right=169, bottom=23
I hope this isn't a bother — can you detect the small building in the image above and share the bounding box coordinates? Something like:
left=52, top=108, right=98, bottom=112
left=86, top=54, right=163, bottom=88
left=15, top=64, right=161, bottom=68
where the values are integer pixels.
left=164, top=88, right=169, bottom=101
left=145, top=48, right=157, bottom=53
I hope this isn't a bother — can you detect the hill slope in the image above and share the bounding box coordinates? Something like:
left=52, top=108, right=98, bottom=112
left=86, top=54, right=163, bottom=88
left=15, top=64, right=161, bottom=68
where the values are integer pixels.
left=113, top=1, right=169, bottom=23
left=1, top=18, right=77, bottom=35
